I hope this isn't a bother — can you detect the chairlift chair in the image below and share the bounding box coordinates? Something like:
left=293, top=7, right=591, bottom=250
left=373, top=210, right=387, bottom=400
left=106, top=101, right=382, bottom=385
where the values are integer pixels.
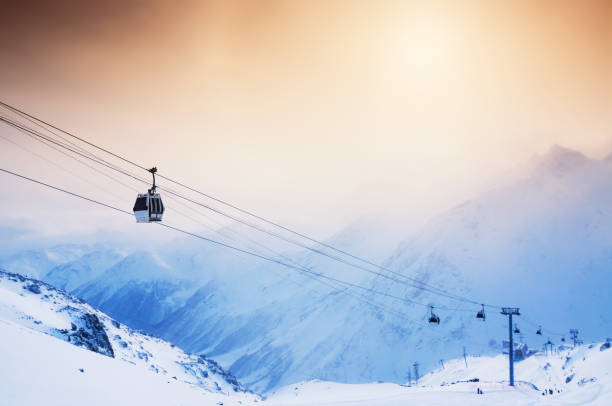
left=536, top=326, right=542, bottom=336
left=476, top=304, right=486, bottom=321
left=133, top=167, right=165, bottom=223
left=514, top=324, right=520, bottom=334
left=428, top=306, right=440, bottom=325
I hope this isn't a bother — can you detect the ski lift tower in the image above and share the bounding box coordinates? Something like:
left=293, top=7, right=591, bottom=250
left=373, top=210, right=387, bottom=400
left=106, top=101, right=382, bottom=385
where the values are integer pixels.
left=569, top=329, right=579, bottom=348
left=501, top=307, right=520, bottom=386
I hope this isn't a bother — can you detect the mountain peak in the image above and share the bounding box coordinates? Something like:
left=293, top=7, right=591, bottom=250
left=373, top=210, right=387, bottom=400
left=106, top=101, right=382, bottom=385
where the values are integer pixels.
left=546, top=144, right=586, bottom=160
left=533, top=144, right=591, bottom=177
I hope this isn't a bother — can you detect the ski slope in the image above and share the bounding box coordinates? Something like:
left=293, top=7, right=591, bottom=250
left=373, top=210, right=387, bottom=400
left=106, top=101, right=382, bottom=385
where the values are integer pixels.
left=0, top=320, right=255, bottom=406
left=267, top=341, right=612, bottom=406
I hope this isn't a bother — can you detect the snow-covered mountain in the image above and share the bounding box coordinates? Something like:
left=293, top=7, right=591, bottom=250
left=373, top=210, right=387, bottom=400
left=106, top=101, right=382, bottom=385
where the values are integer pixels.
left=0, top=269, right=260, bottom=405
left=73, top=251, right=200, bottom=330
left=0, top=244, right=91, bottom=279
left=157, top=145, right=612, bottom=391
left=382, top=145, right=612, bottom=340
left=267, top=340, right=612, bottom=405
left=45, top=247, right=127, bottom=291
left=2, top=145, right=611, bottom=394
left=3, top=266, right=611, bottom=406
left=1, top=222, right=407, bottom=392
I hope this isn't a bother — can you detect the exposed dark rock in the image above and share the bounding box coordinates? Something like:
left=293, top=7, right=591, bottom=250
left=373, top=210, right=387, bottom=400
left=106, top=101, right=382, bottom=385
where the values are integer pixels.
left=199, top=354, right=250, bottom=393
left=25, top=283, right=41, bottom=294
left=57, top=313, right=114, bottom=357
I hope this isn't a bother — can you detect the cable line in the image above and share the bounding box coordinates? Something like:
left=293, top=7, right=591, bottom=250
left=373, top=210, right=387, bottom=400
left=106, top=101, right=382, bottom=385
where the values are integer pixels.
left=0, top=101, right=509, bottom=311
left=0, top=168, right=132, bottom=216
left=2, top=122, right=140, bottom=194
left=0, top=166, right=467, bottom=314
left=521, top=316, right=566, bottom=337
left=1, top=127, right=375, bottom=309
left=0, top=133, right=133, bottom=206
left=0, top=110, right=569, bottom=336
left=147, top=194, right=444, bottom=325
left=0, top=114, right=486, bottom=310
left=0, top=101, right=148, bottom=172
left=0, top=103, right=100, bottom=161
left=0, top=116, right=151, bottom=186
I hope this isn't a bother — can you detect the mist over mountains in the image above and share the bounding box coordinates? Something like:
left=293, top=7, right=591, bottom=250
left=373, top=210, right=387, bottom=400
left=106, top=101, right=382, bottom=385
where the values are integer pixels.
left=2, top=145, right=612, bottom=392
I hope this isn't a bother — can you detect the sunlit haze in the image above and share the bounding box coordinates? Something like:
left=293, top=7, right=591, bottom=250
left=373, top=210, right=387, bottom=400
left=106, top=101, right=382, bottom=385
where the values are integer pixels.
left=1, top=0, right=611, bottom=249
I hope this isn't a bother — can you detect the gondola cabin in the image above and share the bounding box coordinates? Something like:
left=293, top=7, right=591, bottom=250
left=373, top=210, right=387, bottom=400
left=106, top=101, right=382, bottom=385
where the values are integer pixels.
left=133, top=192, right=164, bottom=223
left=133, top=167, right=164, bottom=223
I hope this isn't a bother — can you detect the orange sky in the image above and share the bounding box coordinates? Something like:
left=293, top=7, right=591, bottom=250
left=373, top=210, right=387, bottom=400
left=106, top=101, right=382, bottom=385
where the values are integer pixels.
left=0, top=0, right=611, bottom=240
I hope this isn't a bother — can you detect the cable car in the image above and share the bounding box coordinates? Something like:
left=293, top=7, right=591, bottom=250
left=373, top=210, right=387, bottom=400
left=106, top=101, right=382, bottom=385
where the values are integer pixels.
left=513, top=324, right=520, bottom=334
left=428, top=306, right=440, bottom=325
left=536, top=326, right=542, bottom=336
left=133, top=167, right=164, bottom=223
left=476, top=304, right=486, bottom=321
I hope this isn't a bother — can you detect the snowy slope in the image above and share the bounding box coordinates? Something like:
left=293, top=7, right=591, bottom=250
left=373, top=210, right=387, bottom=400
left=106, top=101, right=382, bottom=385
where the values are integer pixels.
left=267, top=341, right=612, bottom=405
left=0, top=269, right=260, bottom=405
left=18, top=220, right=406, bottom=392
left=2, top=145, right=612, bottom=394
left=374, top=146, right=612, bottom=361
left=153, top=218, right=410, bottom=392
